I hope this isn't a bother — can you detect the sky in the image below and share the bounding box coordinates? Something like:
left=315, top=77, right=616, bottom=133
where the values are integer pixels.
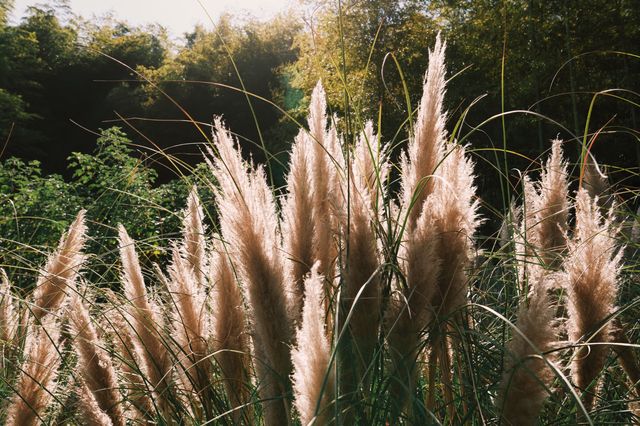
left=10, top=0, right=298, bottom=36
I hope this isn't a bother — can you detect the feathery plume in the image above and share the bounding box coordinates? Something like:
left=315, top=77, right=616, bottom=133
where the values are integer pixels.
left=430, top=143, right=479, bottom=318
left=531, top=140, right=569, bottom=267
left=210, top=242, right=252, bottom=422
left=207, top=118, right=293, bottom=425
left=421, top=142, right=478, bottom=421
left=307, top=82, right=341, bottom=281
left=390, top=36, right=479, bottom=417
left=631, top=206, right=640, bottom=244
left=515, top=176, right=540, bottom=285
left=582, top=154, right=612, bottom=210
left=498, top=199, right=521, bottom=250
left=292, top=264, right=334, bottom=425
left=118, top=225, right=172, bottom=412
left=387, top=197, right=440, bottom=413
left=166, top=247, right=210, bottom=400
left=32, top=210, right=87, bottom=320
left=499, top=270, right=558, bottom=425
left=5, top=318, right=61, bottom=426
left=338, top=122, right=388, bottom=396
left=308, top=81, right=327, bottom=146
left=0, top=269, right=17, bottom=348
left=182, top=186, right=208, bottom=288
left=400, top=33, right=447, bottom=232
left=68, top=293, right=125, bottom=426
left=283, top=130, right=316, bottom=319
left=565, top=189, right=622, bottom=410
left=108, top=313, right=155, bottom=420
left=76, top=383, right=115, bottom=426
left=353, top=121, right=389, bottom=213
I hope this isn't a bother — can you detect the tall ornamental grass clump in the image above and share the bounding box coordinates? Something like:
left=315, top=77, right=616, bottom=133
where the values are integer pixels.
left=0, top=36, right=638, bottom=425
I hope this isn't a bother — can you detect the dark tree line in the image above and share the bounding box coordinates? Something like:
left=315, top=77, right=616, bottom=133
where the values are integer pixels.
left=1, top=0, right=639, bottom=193
left=1, top=0, right=639, bottom=286
left=0, top=0, right=301, bottom=181
left=290, top=0, right=639, bottom=206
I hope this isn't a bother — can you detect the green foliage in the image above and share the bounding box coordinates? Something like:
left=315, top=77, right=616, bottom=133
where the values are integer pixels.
left=0, top=156, right=80, bottom=289
left=0, top=4, right=302, bottom=184
left=288, top=0, right=640, bottom=215
left=289, top=0, right=434, bottom=126
left=0, top=127, right=214, bottom=289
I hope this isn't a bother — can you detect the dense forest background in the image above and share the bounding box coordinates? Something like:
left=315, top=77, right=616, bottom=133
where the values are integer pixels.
left=1, top=0, right=639, bottom=285
left=2, top=0, right=639, bottom=176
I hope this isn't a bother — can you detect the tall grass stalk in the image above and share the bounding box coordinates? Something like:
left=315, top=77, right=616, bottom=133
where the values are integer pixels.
left=1, top=34, right=639, bottom=426
left=207, top=118, right=293, bottom=425
left=565, top=189, right=623, bottom=411
left=68, top=292, right=125, bottom=426
left=31, top=210, right=87, bottom=320
left=117, top=225, right=173, bottom=417
left=291, top=263, right=334, bottom=425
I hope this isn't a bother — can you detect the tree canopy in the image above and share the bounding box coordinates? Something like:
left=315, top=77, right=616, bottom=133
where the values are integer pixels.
left=0, top=0, right=638, bottom=194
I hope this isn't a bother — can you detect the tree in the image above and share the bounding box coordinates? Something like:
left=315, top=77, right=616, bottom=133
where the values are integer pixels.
left=289, top=0, right=436, bottom=140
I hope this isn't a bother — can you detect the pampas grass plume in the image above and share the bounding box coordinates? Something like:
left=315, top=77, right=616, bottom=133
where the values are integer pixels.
left=308, top=82, right=340, bottom=281
left=182, top=186, right=208, bottom=288
left=565, top=189, right=622, bottom=409
left=68, top=293, right=125, bottom=426
left=32, top=209, right=87, bottom=319
left=5, top=318, right=61, bottom=426
left=387, top=196, right=440, bottom=412
left=400, top=33, right=446, bottom=232
left=532, top=139, right=569, bottom=266
left=210, top=242, right=252, bottom=421
left=108, top=313, right=154, bottom=420
left=208, top=118, right=293, bottom=425
left=76, top=383, right=114, bottom=426
left=292, top=263, right=334, bottom=425
left=166, top=246, right=210, bottom=398
left=583, top=154, right=611, bottom=209
left=499, top=270, right=557, bottom=425
left=338, top=122, right=387, bottom=395
left=0, top=268, right=17, bottom=348
left=430, top=143, right=479, bottom=317
left=283, top=130, right=316, bottom=319
left=117, top=225, right=172, bottom=411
